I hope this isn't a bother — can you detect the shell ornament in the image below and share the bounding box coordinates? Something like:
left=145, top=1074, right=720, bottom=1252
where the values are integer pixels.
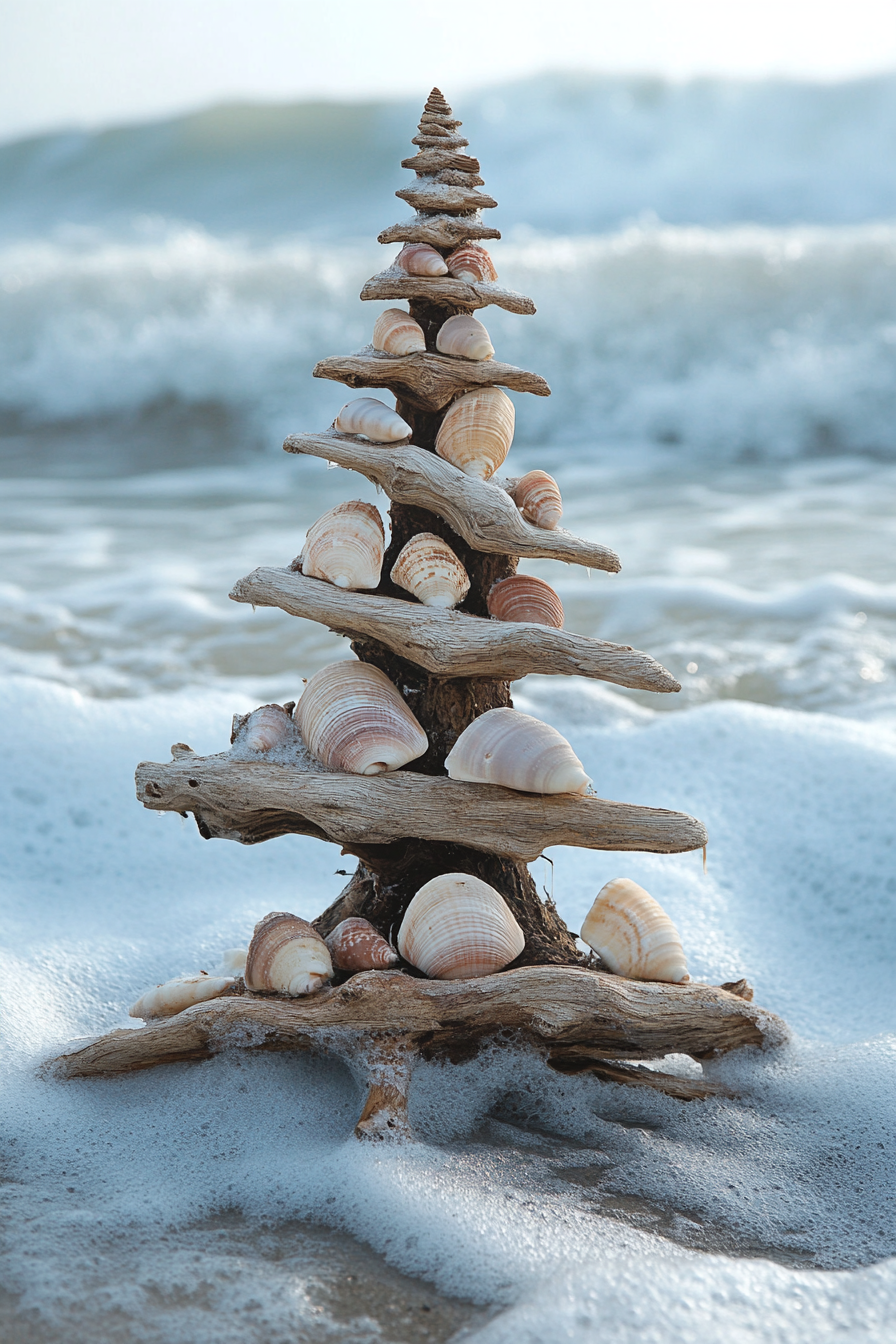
left=510, top=470, right=563, bottom=530
left=397, top=873, right=525, bottom=979
left=335, top=397, right=411, bottom=442
left=487, top=575, right=564, bottom=629
left=372, top=308, right=426, bottom=356
left=300, top=500, right=385, bottom=590
left=390, top=533, right=471, bottom=608
left=129, top=972, right=236, bottom=1020
left=245, top=911, right=333, bottom=996
left=325, top=918, right=400, bottom=972
left=296, top=661, right=428, bottom=774
left=581, top=878, right=689, bottom=984
left=240, top=704, right=293, bottom=752
left=435, top=387, right=515, bottom=480
left=396, top=242, right=449, bottom=276
left=445, top=707, right=591, bottom=795
left=435, top=314, right=494, bottom=362
left=445, top=244, right=498, bottom=283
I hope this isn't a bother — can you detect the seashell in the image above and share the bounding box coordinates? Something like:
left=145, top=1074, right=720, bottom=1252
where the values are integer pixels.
left=325, top=918, right=399, bottom=972
left=435, top=314, right=494, bottom=362
left=129, top=971, right=236, bottom=1020
left=241, top=704, right=293, bottom=752
left=581, top=879, right=689, bottom=984
left=245, top=911, right=333, bottom=996
left=395, top=243, right=449, bottom=276
left=301, top=500, right=384, bottom=590
left=390, top=532, right=470, bottom=608
left=509, top=470, right=563, bottom=530
left=435, top=387, right=514, bottom=480
left=397, top=873, right=525, bottom=979
left=335, top=397, right=411, bottom=442
left=445, top=244, right=498, bottom=283
left=445, top=707, right=591, bottom=795
left=297, top=661, right=427, bottom=774
left=487, top=575, right=564, bottom=629
left=219, top=947, right=248, bottom=975
left=372, top=307, right=426, bottom=356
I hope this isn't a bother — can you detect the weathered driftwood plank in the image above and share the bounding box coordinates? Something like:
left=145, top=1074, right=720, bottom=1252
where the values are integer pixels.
left=401, top=150, right=481, bottom=174
left=361, top=268, right=535, bottom=315
left=378, top=215, right=501, bottom=248
left=230, top=567, right=680, bottom=693
left=283, top=433, right=621, bottom=573
left=313, top=348, right=550, bottom=413
left=134, top=753, right=708, bottom=858
left=396, top=182, right=497, bottom=213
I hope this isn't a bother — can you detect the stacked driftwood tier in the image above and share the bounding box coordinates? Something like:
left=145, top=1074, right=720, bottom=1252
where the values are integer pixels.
left=49, top=91, right=787, bottom=1138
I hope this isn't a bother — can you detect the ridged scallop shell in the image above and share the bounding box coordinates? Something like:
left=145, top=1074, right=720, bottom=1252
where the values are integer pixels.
left=241, top=704, right=293, bottom=752
left=245, top=911, right=333, bottom=996
left=396, top=242, right=449, bottom=276
left=297, top=661, right=428, bottom=774
left=435, top=387, right=514, bottom=480
left=487, top=575, right=564, bottom=629
left=390, top=533, right=470, bottom=608
left=397, top=874, right=525, bottom=979
left=129, top=972, right=235, bottom=1020
left=335, top=397, right=411, bottom=442
left=325, top=918, right=400, bottom=972
left=581, top=879, right=689, bottom=984
left=510, top=470, right=563, bottom=530
left=301, top=500, right=384, bottom=590
left=435, top=314, right=494, bottom=362
left=372, top=308, right=426, bottom=356
left=445, top=244, right=498, bottom=283
left=445, top=707, right=591, bottom=795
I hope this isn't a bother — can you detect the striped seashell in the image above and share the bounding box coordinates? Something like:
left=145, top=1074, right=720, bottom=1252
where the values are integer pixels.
left=435, top=314, right=494, bottom=362
left=395, top=243, right=449, bottom=276
left=397, top=873, right=525, bottom=979
left=487, top=575, right=564, bottom=629
left=245, top=911, right=333, bottom=996
left=435, top=387, right=514, bottom=480
left=129, top=971, right=236, bottom=1020
left=241, top=703, right=293, bottom=752
left=445, top=243, right=498, bottom=283
left=297, top=661, right=428, bottom=775
left=509, top=470, right=563, bottom=530
left=581, top=879, right=689, bottom=984
left=445, top=707, right=591, bottom=796
left=325, top=918, right=399, bottom=972
left=335, top=397, right=411, bottom=442
left=390, top=532, right=470, bottom=608
left=301, top=500, right=384, bottom=590
left=372, top=308, right=426, bottom=356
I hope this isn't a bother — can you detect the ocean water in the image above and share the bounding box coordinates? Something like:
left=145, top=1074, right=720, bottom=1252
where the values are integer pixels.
left=1, top=74, right=895, bottom=1342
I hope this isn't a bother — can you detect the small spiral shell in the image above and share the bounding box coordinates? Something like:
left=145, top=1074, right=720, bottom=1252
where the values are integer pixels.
left=297, top=661, right=428, bottom=775
left=396, top=242, right=449, bottom=276
left=325, top=918, right=400, bottom=972
left=390, top=533, right=470, bottom=608
left=240, top=704, right=293, bottom=752
left=435, top=314, right=494, bottom=362
left=581, top=879, right=689, bottom=984
left=397, top=873, right=525, bottom=979
left=435, top=387, right=514, bottom=480
left=129, top=972, right=236, bottom=1020
left=509, top=470, right=563, bottom=530
left=335, top=397, right=411, bottom=442
left=487, top=575, right=564, bottom=629
left=372, top=308, right=426, bottom=356
left=445, top=244, right=498, bottom=283
left=245, top=911, right=333, bottom=996
left=301, top=500, right=385, bottom=590
left=445, top=707, right=591, bottom=796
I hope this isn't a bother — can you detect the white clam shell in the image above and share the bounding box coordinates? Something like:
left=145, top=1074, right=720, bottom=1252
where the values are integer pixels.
left=581, top=878, right=689, bottom=983
left=445, top=243, right=498, bottom=283
left=435, top=314, right=494, bottom=362
left=435, top=387, right=514, bottom=480
left=372, top=308, right=427, bottom=356
left=396, top=242, right=449, bottom=276
left=297, top=661, right=428, bottom=774
left=335, top=397, right=411, bottom=442
left=219, top=947, right=248, bottom=974
left=397, top=873, right=525, bottom=979
left=245, top=911, right=333, bottom=996
left=445, top=707, right=591, bottom=795
left=301, top=500, right=385, bottom=590
left=129, top=972, right=236, bottom=1020
left=241, top=704, right=293, bottom=751
left=390, top=532, right=470, bottom=608
left=509, top=470, right=563, bottom=530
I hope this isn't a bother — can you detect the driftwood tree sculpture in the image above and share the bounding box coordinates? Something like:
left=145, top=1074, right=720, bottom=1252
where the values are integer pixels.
left=50, top=92, right=787, bottom=1136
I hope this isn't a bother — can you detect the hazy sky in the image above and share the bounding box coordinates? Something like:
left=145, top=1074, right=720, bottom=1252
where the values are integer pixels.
left=3, top=0, right=896, bottom=141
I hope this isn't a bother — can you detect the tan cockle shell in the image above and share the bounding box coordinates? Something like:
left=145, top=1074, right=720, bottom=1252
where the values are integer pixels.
left=296, top=661, right=428, bottom=775
left=445, top=707, right=591, bottom=795
left=509, top=470, right=563, bottom=530
left=372, top=308, right=426, bottom=356
left=241, top=704, right=293, bottom=752
left=435, top=387, right=515, bottom=480
left=129, top=972, right=236, bottom=1020
left=245, top=911, right=333, bottom=996
left=435, top=314, right=495, bottom=362
left=335, top=397, right=411, bottom=442
left=325, top=918, right=400, bottom=972
left=487, top=575, right=564, bottom=629
left=445, top=244, right=498, bottom=283
left=396, top=242, right=449, bottom=276
left=397, top=873, right=525, bottom=979
left=300, top=500, right=384, bottom=590
left=581, top=879, right=689, bottom=984
left=390, top=533, right=470, bottom=608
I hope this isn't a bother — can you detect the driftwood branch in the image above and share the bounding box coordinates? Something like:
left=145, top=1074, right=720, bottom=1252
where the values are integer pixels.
left=395, top=183, right=498, bottom=213
left=230, top=567, right=680, bottom=693
left=378, top=215, right=501, bottom=248
left=361, top=269, right=535, bottom=316
left=313, top=348, right=550, bottom=413
left=135, top=753, right=709, bottom=859
left=283, top=433, right=621, bottom=573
